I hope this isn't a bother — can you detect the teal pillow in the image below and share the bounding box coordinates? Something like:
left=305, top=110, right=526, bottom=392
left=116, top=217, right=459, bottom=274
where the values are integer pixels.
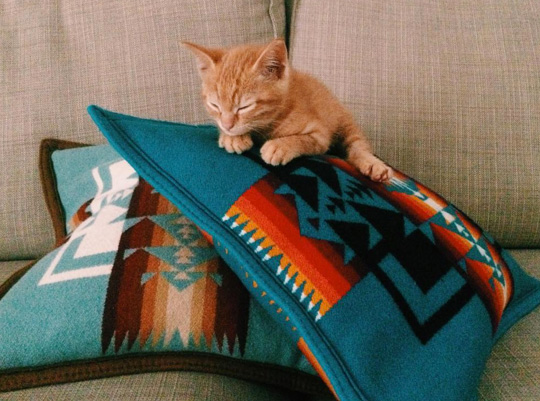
left=89, top=105, right=540, bottom=401
left=0, top=139, right=327, bottom=394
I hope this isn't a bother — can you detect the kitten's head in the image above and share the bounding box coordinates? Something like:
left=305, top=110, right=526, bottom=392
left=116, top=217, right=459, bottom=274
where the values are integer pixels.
left=182, top=39, right=289, bottom=137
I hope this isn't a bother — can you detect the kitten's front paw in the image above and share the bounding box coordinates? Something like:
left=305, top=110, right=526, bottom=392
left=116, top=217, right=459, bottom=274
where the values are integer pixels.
left=356, top=156, right=394, bottom=183
left=219, top=133, right=253, bottom=154
left=260, top=140, right=297, bottom=166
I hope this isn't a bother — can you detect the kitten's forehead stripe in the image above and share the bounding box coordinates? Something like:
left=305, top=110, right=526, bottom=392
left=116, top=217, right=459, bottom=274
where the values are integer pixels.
left=198, top=41, right=293, bottom=137
left=217, top=54, right=254, bottom=108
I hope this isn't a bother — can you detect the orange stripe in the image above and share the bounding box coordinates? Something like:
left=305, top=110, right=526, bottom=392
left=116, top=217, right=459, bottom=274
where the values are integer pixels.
left=199, top=229, right=214, bottom=245
left=377, top=189, right=438, bottom=224
left=152, top=264, right=169, bottom=346
left=235, top=196, right=342, bottom=305
left=466, top=258, right=505, bottom=328
left=237, top=180, right=353, bottom=302
left=297, top=338, right=339, bottom=400
left=190, top=273, right=207, bottom=346
left=200, top=258, right=219, bottom=347
left=416, top=180, right=449, bottom=210
left=430, top=223, right=474, bottom=262
left=151, top=218, right=165, bottom=246
left=227, top=204, right=333, bottom=314
left=485, top=242, right=513, bottom=308
left=139, top=256, right=160, bottom=347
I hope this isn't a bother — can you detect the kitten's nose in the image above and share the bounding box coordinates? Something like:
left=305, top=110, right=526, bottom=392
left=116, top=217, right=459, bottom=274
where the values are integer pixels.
left=221, top=114, right=235, bottom=131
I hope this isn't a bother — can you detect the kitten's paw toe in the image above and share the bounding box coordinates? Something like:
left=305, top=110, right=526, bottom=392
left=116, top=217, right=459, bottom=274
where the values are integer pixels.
left=218, top=134, right=229, bottom=151
left=219, top=134, right=253, bottom=154
left=232, top=135, right=253, bottom=154
left=371, top=163, right=393, bottom=183
left=260, top=142, right=281, bottom=165
left=261, top=141, right=295, bottom=166
left=356, top=157, right=393, bottom=183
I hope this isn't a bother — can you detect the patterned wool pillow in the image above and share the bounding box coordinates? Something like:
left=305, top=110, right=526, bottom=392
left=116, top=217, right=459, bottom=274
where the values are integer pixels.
left=0, top=139, right=327, bottom=394
left=89, top=105, right=540, bottom=401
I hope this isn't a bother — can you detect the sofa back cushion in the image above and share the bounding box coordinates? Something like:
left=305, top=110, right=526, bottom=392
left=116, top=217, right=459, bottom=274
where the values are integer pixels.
left=0, top=0, right=285, bottom=259
left=289, top=0, right=540, bottom=247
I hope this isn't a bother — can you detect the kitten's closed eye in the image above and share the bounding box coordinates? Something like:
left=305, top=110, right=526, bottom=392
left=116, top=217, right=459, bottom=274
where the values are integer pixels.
left=207, top=101, right=255, bottom=115
left=236, top=103, right=255, bottom=113
left=208, top=102, right=220, bottom=112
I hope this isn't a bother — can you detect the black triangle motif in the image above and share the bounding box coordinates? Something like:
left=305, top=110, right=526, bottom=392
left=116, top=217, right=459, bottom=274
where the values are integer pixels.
left=299, top=158, right=342, bottom=196
left=308, top=218, right=320, bottom=230
left=348, top=202, right=406, bottom=243
left=283, top=174, right=319, bottom=211
left=346, top=181, right=373, bottom=200
left=329, top=197, right=346, bottom=212
left=326, top=220, right=371, bottom=257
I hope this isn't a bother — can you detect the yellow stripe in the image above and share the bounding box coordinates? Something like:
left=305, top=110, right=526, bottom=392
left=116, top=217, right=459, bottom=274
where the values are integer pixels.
left=225, top=207, right=332, bottom=319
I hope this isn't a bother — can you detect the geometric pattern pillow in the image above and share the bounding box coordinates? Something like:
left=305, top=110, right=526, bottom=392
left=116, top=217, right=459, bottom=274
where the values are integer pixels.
left=0, top=139, right=327, bottom=394
left=88, top=105, right=540, bottom=401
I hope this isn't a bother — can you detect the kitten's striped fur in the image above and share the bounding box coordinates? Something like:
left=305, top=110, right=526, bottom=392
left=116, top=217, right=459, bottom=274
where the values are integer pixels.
left=183, top=39, right=392, bottom=182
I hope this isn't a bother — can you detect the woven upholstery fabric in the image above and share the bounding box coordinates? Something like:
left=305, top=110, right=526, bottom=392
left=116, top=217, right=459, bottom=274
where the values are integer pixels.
left=0, top=261, right=34, bottom=284
left=0, top=0, right=285, bottom=259
left=0, top=371, right=314, bottom=401
left=478, top=250, right=540, bottom=401
left=289, top=0, right=540, bottom=248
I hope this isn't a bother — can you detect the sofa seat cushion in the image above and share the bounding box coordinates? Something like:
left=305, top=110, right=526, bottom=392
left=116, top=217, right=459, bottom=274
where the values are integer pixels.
left=478, top=249, right=540, bottom=401
left=289, top=0, right=540, bottom=248
left=0, top=261, right=35, bottom=285
left=0, top=371, right=327, bottom=401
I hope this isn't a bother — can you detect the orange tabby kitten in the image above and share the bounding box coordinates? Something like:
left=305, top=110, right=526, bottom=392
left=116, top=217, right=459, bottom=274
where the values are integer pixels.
left=182, top=38, right=392, bottom=182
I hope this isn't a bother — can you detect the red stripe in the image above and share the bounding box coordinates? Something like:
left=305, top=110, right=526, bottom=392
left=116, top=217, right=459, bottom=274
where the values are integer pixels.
left=236, top=177, right=355, bottom=303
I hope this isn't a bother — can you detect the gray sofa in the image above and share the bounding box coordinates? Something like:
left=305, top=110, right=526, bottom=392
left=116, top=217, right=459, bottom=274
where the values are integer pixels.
left=1, top=0, right=539, bottom=399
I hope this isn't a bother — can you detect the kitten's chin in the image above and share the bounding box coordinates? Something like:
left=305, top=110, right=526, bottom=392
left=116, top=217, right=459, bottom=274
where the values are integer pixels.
left=219, top=126, right=248, bottom=137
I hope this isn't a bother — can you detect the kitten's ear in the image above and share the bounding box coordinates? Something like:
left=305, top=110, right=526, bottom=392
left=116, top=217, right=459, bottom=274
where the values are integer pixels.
left=182, top=41, right=224, bottom=75
left=253, top=38, right=288, bottom=80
